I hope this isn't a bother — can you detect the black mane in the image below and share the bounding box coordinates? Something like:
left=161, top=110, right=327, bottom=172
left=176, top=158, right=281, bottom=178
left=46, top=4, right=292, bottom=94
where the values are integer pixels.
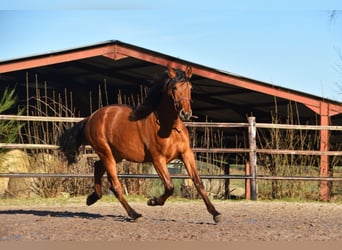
left=129, top=69, right=187, bottom=121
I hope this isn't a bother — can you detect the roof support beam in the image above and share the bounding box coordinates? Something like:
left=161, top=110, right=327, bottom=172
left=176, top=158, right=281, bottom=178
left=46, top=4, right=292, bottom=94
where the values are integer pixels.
left=0, top=45, right=116, bottom=73
left=116, top=45, right=182, bottom=69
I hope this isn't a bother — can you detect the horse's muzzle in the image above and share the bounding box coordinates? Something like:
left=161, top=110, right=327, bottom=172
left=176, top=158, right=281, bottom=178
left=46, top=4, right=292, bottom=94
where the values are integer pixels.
left=179, top=109, right=193, bottom=121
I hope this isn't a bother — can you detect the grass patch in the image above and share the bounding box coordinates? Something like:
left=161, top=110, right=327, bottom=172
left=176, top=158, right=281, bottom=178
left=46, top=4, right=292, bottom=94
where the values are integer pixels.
left=0, top=196, right=86, bottom=207
left=1, top=193, right=341, bottom=208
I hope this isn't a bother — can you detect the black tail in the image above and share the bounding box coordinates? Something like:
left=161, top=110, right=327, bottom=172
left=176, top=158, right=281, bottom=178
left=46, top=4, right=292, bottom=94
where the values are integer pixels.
left=59, top=119, right=88, bottom=165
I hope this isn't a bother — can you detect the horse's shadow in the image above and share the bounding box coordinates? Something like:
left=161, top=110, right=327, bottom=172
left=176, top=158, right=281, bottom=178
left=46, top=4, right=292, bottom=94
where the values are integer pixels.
left=0, top=209, right=134, bottom=222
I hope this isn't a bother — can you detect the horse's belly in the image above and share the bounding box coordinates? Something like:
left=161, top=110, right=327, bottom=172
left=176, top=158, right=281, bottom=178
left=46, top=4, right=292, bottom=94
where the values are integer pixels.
left=109, top=123, right=150, bottom=163
left=111, top=143, right=148, bottom=163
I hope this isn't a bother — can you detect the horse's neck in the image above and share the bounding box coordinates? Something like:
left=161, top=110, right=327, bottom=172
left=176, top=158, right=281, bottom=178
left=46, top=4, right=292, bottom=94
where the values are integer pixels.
left=153, top=103, right=181, bottom=138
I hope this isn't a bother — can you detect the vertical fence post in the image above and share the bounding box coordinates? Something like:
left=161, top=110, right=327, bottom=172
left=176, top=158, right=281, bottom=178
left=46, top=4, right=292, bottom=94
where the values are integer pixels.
left=224, top=164, right=230, bottom=199
left=245, top=161, right=251, bottom=200
left=319, top=102, right=331, bottom=201
left=248, top=116, right=257, bottom=200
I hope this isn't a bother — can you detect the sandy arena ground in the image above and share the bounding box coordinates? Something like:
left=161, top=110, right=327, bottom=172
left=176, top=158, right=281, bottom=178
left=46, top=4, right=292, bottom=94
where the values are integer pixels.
left=0, top=199, right=341, bottom=241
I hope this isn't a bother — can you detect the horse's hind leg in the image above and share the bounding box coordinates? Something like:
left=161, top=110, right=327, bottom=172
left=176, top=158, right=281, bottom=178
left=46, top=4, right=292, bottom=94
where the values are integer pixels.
left=99, top=152, right=142, bottom=220
left=87, top=160, right=105, bottom=206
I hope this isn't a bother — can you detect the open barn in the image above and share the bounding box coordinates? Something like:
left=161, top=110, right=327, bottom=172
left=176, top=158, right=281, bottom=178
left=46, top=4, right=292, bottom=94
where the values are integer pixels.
left=1, top=40, right=342, bottom=200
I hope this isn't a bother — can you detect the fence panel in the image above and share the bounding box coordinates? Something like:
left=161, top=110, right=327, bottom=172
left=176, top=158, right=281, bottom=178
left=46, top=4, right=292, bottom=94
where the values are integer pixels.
left=1, top=115, right=342, bottom=200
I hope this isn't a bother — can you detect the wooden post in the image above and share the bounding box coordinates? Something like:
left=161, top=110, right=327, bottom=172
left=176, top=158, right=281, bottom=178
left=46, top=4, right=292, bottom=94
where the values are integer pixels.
left=248, top=116, right=257, bottom=200
left=245, top=161, right=251, bottom=200
left=320, top=102, right=331, bottom=201
left=224, top=164, right=230, bottom=199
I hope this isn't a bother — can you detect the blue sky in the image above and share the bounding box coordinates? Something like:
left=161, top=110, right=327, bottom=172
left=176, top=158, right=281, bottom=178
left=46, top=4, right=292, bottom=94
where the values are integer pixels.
left=1, top=1, right=342, bottom=101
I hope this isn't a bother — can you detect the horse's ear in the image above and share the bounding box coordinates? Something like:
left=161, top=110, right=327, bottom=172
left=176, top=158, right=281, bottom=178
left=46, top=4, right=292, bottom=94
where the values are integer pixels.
left=168, top=66, right=177, bottom=79
left=185, top=66, right=192, bottom=79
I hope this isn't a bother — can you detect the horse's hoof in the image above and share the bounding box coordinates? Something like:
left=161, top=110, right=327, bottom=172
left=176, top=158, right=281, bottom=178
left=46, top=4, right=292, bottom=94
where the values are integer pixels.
left=147, top=197, right=157, bottom=206
left=132, top=213, right=143, bottom=222
left=213, top=213, right=222, bottom=223
left=86, top=192, right=100, bottom=206
left=128, top=211, right=143, bottom=222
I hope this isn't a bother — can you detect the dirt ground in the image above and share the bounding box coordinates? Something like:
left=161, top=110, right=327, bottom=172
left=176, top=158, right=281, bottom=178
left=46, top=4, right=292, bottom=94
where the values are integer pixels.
left=0, top=198, right=341, bottom=241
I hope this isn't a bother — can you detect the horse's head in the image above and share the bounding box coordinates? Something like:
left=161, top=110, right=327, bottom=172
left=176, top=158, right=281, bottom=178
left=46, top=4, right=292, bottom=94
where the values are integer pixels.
left=129, top=66, right=193, bottom=122
left=166, top=66, right=193, bottom=121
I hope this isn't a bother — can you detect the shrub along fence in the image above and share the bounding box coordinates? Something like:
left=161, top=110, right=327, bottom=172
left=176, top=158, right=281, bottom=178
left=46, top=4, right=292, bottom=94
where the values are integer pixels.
left=0, top=115, right=342, bottom=201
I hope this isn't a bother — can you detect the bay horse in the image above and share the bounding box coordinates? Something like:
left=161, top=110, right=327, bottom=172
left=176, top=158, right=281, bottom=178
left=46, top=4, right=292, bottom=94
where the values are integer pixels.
left=59, top=66, right=221, bottom=223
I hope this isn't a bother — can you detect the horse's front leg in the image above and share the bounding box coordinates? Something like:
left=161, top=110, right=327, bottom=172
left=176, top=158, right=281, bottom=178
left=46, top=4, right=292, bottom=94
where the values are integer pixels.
left=182, top=149, right=222, bottom=223
left=147, top=158, right=174, bottom=206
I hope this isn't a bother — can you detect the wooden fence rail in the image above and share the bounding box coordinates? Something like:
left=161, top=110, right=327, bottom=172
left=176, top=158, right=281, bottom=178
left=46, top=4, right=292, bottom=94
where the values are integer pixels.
left=1, top=143, right=342, bottom=157
left=1, top=143, right=342, bottom=156
left=1, top=115, right=342, bottom=200
left=0, top=173, right=341, bottom=181
left=3, top=114, right=342, bottom=130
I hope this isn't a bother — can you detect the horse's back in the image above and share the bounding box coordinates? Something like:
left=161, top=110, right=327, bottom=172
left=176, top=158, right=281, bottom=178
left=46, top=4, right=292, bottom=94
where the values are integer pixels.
left=87, top=105, right=133, bottom=131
